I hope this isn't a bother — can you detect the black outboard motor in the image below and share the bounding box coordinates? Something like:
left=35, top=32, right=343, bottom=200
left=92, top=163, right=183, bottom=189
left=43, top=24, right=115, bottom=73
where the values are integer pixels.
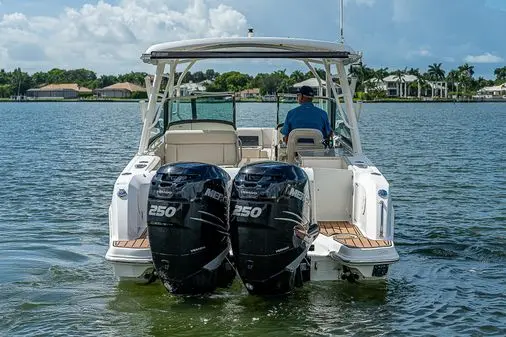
left=147, top=162, right=235, bottom=295
left=229, top=161, right=319, bottom=295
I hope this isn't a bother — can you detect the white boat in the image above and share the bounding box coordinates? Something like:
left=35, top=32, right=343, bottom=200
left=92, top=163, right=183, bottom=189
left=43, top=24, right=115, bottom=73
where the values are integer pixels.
left=105, top=36, right=399, bottom=292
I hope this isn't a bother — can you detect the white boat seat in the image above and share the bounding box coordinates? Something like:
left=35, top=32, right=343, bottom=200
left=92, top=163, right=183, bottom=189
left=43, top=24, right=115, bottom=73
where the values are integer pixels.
left=286, top=129, right=324, bottom=163
left=164, top=129, right=240, bottom=166
left=241, top=147, right=270, bottom=159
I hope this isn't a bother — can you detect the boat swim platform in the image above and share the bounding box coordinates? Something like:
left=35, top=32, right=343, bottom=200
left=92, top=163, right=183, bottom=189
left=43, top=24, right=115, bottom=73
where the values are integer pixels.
left=318, top=221, right=392, bottom=248
left=112, top=222, right=391, bottom=249
left=113, top=229, right=150, bottom=249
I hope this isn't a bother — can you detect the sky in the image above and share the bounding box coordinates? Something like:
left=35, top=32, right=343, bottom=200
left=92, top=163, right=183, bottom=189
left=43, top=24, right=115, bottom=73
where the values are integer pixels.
left=0, top=0, right=505, bottom=78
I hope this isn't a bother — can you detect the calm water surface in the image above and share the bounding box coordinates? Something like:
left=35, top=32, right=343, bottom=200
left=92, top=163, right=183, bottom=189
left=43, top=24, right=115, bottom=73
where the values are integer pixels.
left=0, top=102, right=505, bottom=336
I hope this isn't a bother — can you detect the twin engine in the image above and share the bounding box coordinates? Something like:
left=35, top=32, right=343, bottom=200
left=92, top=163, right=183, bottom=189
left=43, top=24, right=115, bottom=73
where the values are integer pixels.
left=147, top=161, right=318, bottom=296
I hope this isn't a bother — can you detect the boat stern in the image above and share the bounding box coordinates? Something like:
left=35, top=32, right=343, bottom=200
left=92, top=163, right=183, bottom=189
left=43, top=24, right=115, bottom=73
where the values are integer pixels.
left=105, top=246, right=154, bottom=283
left=309, top=229, right=399, bottom=282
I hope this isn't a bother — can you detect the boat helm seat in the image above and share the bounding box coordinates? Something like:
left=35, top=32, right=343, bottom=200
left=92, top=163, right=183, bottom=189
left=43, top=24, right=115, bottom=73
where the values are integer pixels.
left=164, top=129, right=241, bottom=166
left=286, top=129, right=324, bottom=163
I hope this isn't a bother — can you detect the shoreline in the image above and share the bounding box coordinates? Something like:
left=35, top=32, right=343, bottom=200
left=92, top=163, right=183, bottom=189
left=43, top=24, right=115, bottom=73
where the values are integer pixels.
left=0, top=99, right=141, bottom=103
left=2, top=98, right=506, bottom=103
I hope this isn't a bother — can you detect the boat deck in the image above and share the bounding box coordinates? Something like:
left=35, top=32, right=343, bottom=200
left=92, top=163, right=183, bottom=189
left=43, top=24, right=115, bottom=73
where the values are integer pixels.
left=318, top=221, right=392, bottom=248
left=112, top=223, right=391, bottom=249
left=113, top=229, right=150, bottom=248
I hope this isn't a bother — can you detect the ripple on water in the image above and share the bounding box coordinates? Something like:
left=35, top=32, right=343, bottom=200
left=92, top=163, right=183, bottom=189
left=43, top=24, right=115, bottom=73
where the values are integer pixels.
left=1, top=102, right=506, bottom=336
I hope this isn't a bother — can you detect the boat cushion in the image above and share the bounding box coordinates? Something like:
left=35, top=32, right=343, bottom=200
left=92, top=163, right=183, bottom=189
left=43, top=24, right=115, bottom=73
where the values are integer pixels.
left=164, top=130, right=240, bottom=166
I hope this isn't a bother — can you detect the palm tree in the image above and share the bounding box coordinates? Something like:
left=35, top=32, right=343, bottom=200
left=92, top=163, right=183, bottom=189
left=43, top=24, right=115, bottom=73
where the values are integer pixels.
left=457, top=63, right=475, bottom=97
left=476, top=77, right=493, bottom=90
left=446, top=69, right=460, bottom=98
left=373, top=68, right=388, bottom=92
left=426, top=63, right=446, bottom=97
left=494, top=66, right=506, bottom=84
left=407, top=67, right=421, bottom=77
left=349, top=63, right=377, bottom=92
left=363, top=68, right=387, bottom=99
left=406, top=68, right=427, bottom=98
left=458, top=63, right=474, bottom=78
left=427, top=63, right=445, bottom=81
left=406, top=68, right=423, bottom=98
left=0, top=84, right=12, bottom=98
left=375, top=67, right=389, bottom=81
left=349, top=63, right=364, bottom=90
left=394, top=69, right=404, bottom=97
left=289, top=70, right=305, bottom=84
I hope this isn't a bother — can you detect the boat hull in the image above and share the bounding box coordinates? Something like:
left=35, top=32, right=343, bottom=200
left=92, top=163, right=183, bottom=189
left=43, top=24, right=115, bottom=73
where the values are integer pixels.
left=105, top=247, right=155, bottom=283
left=105, top=245, right=399, bottom=283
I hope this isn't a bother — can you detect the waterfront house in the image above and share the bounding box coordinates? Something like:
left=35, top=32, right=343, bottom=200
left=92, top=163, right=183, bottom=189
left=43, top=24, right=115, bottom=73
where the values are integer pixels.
left=26, top=83, right=92, bottom=99
left=478, top=83, right=506, bottom=96
left=381, top=74, right=419, bottom=97
left=427, top=81, right=448, bottom=98
left=293, top=78, right=325, bottom=96
left=293, top=78, right=320, bottom=90
left=179, top=81, right=209, bottom=96
left=95, top=82, right=146, bottom=98
left=363, top=78, right=385, bottom=91
left=292, top=77, right=345, bottom=96
left=261, top=94, right=276, bottom=102
left=364, top=75, right=447, bottom=98
left=238, top=88, right=260, bottom=99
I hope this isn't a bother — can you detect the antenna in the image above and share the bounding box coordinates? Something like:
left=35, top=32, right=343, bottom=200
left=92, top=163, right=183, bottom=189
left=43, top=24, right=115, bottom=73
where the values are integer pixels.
left=339, top=0, right=345, bottom=44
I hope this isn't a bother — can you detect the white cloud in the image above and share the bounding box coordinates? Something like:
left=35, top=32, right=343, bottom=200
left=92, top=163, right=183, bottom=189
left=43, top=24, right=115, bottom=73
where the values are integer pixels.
left=464, top=52, right=504, bottom=63
left=0, top=0, right=248, bottom=73
left=1, top=12, right=26, bottom=24
left=209, top=4, right=247, bottom=36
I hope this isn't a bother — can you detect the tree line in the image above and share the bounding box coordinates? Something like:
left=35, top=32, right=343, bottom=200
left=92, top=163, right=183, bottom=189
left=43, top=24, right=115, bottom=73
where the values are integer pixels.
left=0, top=67, right=322, bottom=98
left=1, top=64, right=505, bottom=99
left=352, top=63, right=506, bottom=99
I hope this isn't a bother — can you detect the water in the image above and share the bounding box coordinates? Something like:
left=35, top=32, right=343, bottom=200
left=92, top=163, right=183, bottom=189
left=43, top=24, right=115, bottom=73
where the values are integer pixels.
left=0, top=102, right=505, bottom=336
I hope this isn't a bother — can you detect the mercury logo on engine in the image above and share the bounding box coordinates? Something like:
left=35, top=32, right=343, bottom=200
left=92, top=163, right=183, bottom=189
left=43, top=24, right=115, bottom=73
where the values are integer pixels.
left=204, top=188, right=224, bottom=202
left=232, top=205, right=262, bottom=218
left=148, top=205, right=177, bottom=218
left=288, top=187, right=305, bottom=201
left=156, top=189, right=173, bottom=198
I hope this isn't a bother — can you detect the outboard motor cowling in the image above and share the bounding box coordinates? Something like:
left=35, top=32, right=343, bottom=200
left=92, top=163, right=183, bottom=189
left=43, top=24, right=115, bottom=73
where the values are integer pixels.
left=147, top=162, right=235, bottom=295
left=229, top=161, right=318, bottom=295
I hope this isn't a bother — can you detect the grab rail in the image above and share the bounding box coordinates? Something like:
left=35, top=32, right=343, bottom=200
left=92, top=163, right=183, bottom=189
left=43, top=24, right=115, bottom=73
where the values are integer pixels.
left=379, top=200, right=387, bottom=238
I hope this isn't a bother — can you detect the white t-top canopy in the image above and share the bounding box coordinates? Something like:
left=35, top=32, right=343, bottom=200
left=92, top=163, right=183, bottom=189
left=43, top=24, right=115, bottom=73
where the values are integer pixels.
left=141, top=37, right=361, bottom=64
left=137, top=36, right=364, bottom=155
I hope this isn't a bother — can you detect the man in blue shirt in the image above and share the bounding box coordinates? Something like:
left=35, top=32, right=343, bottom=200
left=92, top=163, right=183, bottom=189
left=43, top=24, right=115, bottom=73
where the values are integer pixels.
left=280, top=86, right=332, bottom=143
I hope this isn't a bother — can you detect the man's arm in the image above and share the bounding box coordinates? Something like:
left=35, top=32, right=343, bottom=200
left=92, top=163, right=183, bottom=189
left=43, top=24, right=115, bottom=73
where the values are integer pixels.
left=322, top=113, right=333, bottom=139
left=280, top=111, right=292, bottom=143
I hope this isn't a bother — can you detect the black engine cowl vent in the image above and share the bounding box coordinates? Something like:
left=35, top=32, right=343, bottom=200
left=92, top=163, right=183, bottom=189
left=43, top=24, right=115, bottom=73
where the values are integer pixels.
left=147, top=162, right=235, bottom=295
left=229, top=161, right=319, bottom=295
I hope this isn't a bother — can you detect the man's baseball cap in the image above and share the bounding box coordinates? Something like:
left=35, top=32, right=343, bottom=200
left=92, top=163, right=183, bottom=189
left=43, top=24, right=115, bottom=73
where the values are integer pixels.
left=297, top=85, right=315, bottom=97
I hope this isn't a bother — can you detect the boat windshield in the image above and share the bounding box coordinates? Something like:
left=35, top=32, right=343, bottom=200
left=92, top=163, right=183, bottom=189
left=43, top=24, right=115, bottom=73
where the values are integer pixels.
left=147, top=93, right=236, bottom=147
left=169, top=93, right=236, bottom=128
